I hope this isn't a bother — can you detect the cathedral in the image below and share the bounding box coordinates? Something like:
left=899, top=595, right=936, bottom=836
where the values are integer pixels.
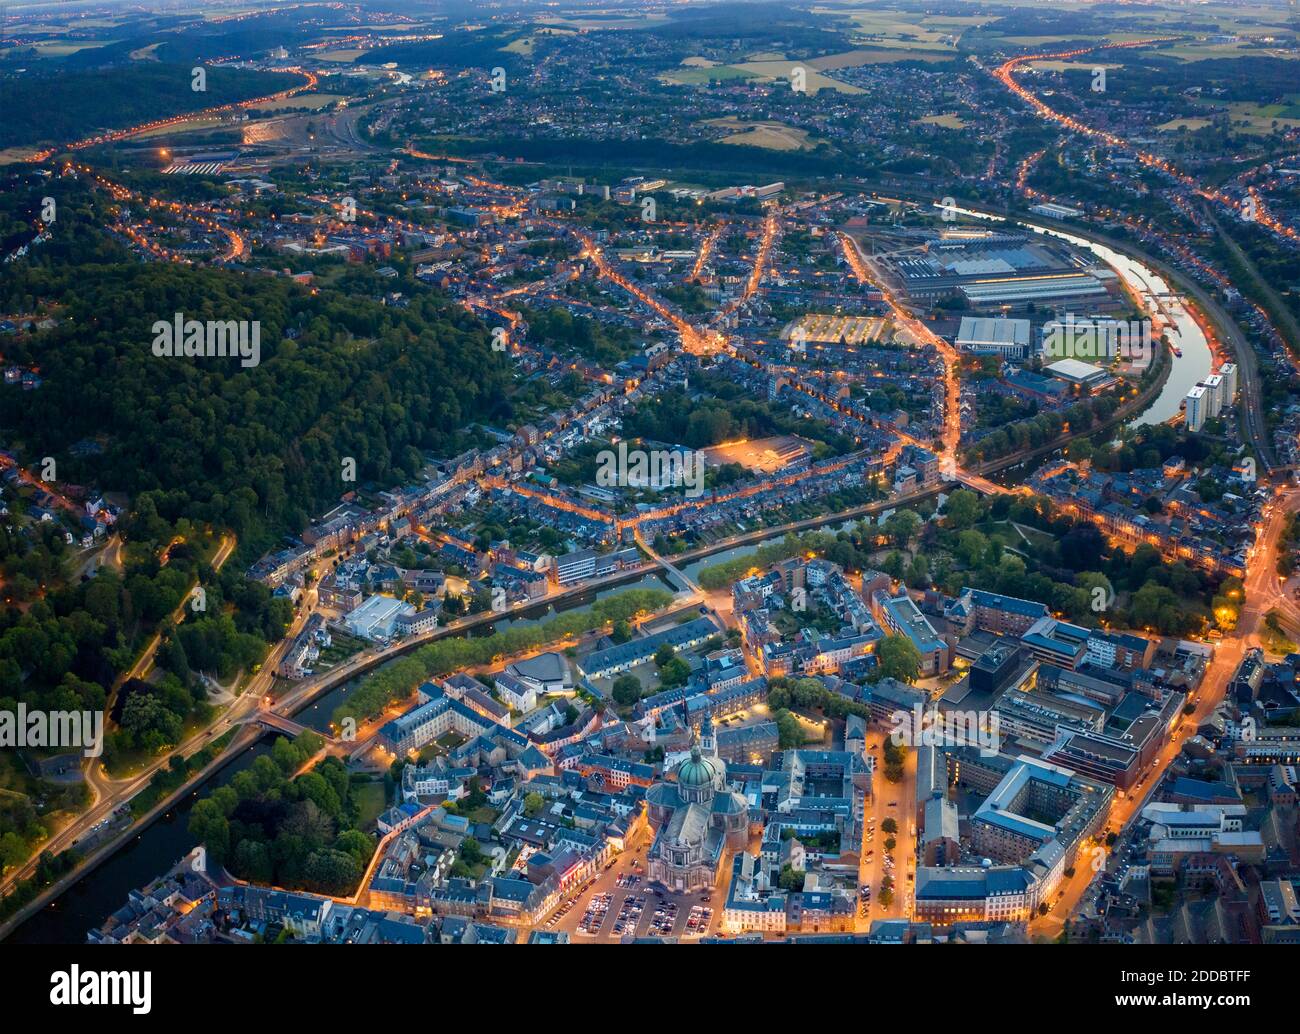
left=645, top=717, right=750, bottom=893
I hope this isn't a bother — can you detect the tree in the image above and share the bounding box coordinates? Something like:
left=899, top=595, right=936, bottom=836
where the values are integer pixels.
left=272, top=735, right=303, bottom=775
left=882, top=737, right=907, bottom=783
left=296, top=729, right=324, bottom=758
left=0, top=831, right=28, bottom=874
left=524, top=792, right=545, bottom=818
left=877, top=633, right=923, bottom=684
left=882, top=551, right=905, bottom=580
left=881, top=818, right=898, bottom=835
left=1075, top=572, right=1113, bottom=612
left=778, top=864, right=806, bottom=891
left=658, top=656, right=690, bottom=688
left=884, top=509, right=921, bottom=547
left=1058, top=523, right=1106, bottom=572
left=296, top=771, right=343, bottom=820
left=955, top=529, right=990, bottom=568
left=334, top=829, right=373, bottom=868
left=611, top=674, right=642, bottom=706
left=942, top=489, right=983, bottom=531
left=773, top=708, right=806, bottom=749
left=303, top=848, right=362, bottom=895
left=188, top=798, right=231, bottom=866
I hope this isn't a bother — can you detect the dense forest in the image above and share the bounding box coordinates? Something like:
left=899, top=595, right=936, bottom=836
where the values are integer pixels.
left=428, top=133, right=846, bottom=180
left=0, top=260, right=511, bottom=559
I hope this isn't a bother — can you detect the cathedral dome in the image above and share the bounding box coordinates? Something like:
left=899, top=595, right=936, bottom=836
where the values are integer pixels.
left=676, top=746, right=719, bottom=791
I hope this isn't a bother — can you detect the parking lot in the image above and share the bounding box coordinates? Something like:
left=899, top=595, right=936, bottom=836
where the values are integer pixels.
left=538, top=838, right=729, bottom=940
left=856, top=728, right=917, bottom=925
left=568, top=884, right=716, bottom=940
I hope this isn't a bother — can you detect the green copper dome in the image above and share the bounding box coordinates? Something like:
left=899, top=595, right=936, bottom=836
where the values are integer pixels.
left=676, top=746, right=718, bottom=789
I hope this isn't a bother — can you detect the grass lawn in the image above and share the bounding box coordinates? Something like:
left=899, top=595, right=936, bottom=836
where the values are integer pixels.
left=249, top=93, right=347, bottom=112
left=317, top=630, right=366, bottom=669
left=717, top=122, right=814, bottom=151
left=352, top=779, right=388, bottom=831
left=1011, top=521, right=1057, bottom=553
left=916, top=114, right=969, bottom=129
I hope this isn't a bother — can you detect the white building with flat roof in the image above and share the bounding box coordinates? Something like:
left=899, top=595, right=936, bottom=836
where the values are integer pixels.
left=1044, top=357, right=1108, bottom=389
left=1219, top=363, right=1238, bottom=404
left=955, top=316, right=1031, bottom=358
left=1030, top=202, right=1082, bottom=220
left=344, top=594, right=413, bottom=641
left=1185, top=385, right=1207, bottom=432
left=1202, top=373, right=1224, bottom=417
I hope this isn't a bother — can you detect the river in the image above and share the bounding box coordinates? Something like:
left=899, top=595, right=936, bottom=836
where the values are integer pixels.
left=6, top=207, right=1213, bottom=943
left=940, top=203, right=1213, bottom=428
left=4, top=741, right=276, bottom=945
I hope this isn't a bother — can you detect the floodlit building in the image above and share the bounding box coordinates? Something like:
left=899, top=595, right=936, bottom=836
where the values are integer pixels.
left=645, top=720, right=750, bottom=892
left=344, top=594, right=413, bottom=641
left=1044, top=358, right=1110, bottom=391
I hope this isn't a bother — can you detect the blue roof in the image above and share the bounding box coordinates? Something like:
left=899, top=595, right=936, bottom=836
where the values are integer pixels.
left=963, top=588, right=1050, bottom=619
left=580, top=616, right=720, bottom=675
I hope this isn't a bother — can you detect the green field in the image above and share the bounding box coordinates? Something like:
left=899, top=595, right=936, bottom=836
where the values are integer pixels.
left=663, top=66, right=758, bottom=85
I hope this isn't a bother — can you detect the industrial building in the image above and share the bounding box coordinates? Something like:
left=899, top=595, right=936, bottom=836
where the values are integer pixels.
left=954, top=316, right=1031, bottom=359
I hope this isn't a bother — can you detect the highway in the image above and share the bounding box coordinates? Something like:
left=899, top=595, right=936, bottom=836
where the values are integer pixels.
left=28, top=69, right=319, bottom=162
left=992, top=39, right=1297, bottom=243
left=1198, top=209, right=1286, bottom=470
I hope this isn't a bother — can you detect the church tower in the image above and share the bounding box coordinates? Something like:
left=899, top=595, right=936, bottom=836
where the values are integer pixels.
left=699, top=714, right=717, bottom=757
